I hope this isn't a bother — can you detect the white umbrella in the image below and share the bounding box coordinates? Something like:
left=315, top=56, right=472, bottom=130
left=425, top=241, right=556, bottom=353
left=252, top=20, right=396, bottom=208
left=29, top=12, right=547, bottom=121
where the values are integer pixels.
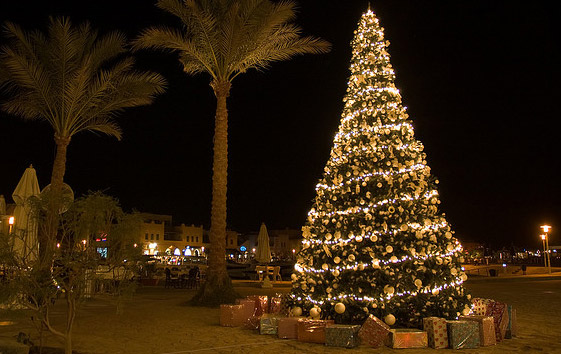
left=0, top=194, right=6, bottom=215
left=12, top=165, right=41, bottom=261
left=255, top=222, right=271, bottom=264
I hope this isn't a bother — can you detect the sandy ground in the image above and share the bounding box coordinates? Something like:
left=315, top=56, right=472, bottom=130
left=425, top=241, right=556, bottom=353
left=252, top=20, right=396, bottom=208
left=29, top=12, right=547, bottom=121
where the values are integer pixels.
left=1, top=274, right=561, bottom=354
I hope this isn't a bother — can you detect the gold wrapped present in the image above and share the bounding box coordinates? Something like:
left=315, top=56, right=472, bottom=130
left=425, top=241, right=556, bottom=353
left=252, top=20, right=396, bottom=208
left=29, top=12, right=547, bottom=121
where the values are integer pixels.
left=297, top=319, right=334, bottom=344
left=387, top=329, right=428, bottom=349
left=277, top=317, right=304, bottom=339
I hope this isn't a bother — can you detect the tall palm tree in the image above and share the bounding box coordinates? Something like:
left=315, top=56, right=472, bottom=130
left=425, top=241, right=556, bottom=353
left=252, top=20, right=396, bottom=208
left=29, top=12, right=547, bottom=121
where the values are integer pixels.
left=0, top=17, right=166, bottom=195
left=0, top=17, right=166, bottom=271
left=133, top=0, right=330, bottom=305
left=0, top=17, right=165, bottom=354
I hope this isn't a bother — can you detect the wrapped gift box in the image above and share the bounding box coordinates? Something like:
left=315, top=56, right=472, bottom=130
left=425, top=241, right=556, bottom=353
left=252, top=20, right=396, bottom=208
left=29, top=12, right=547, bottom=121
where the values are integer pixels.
left=325, top=324, right=361, bottom=348
left=358, top=315, right=390, bottom=348
left=279, top=293, right=292, bottom=316
left=278, top=317, right=305, bottom=339
left=505, top=305, right=518, bottom=338
left=237, top=298, right=261, bottom=330
left=423, top=317, right=448, bottom=349
left=238, top=299, right=257, bottom=320
left=459, top=315, right=496, bottom=346
left=471, top=298, right=494, bottom=316
left=259, top=314, right=283, bottom=335
left=246, top=295, right=269, bottom=316
left=447, top=320, right=480, bottom=349
left=387, top=329, right=428, bottom=349
left=297, top=319, right=334, bottom=344
left=269, top=295, right=283, bottom=314
left=220, top=304, right=245, bottom=327
left=489, top=301, right=509, bottom=342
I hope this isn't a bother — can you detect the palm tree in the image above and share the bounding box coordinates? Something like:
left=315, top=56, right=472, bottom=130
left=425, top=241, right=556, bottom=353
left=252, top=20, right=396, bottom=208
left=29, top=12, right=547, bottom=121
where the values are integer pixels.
left=0, top=17, right=166, bottom=195
left=0, top=17, right=165, bottom=354
left=133, top=0, right=330, bottom=305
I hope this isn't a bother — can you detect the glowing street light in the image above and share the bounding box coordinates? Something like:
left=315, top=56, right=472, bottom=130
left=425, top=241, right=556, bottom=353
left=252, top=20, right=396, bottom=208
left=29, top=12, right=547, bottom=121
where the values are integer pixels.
left=8, top=216, right=14, bottom=234
left=540, top=234, right=547, bottom=269
left=540, top=225, right=552, bottom=274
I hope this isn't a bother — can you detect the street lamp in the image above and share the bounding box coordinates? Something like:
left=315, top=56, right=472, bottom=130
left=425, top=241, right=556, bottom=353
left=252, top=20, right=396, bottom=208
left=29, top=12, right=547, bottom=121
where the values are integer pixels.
left=540, top=225, right=552, bottom=274
left=540, top=234, right=547, bottom=269
left=8, top=216, right=14, bottom=234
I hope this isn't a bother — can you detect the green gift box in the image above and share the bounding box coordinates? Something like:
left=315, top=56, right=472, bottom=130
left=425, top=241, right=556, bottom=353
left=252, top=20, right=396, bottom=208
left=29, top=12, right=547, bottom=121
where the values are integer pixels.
left=447, top=320, right=480, bottom=349
left=505, top=305, right=518, bottom=338
left=325, top=324, right=361, bottom=348
left=259, top=314, right=283, bottom=335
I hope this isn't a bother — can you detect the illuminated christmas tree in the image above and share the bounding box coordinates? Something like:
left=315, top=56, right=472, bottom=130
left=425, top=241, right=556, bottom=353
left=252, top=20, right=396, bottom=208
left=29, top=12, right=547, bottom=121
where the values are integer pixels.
left=290, top=8, right=471, bottom=326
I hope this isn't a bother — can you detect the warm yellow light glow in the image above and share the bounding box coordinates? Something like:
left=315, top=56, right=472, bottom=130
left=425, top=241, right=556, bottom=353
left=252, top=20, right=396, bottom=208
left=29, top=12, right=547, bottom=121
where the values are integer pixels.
left=541, top=234, right=546, bottom=240
left=148, top=242, right=157, bottom=249
left=292, top=249, right=296, bottom=253
left=56, top=243, right=60, bottom=248
left=252, top=248, right=256, bottom=253
left=8, top=216, right=14, bottom=225
left=133, top=243, right=137, bottom=248
left=81, top=239, right=87, bottom=245
left=541, top=225, right=552, bottom=233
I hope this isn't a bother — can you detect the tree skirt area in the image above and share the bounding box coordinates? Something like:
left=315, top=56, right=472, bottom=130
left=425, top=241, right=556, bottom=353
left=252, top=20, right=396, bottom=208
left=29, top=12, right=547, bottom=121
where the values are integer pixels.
left=0, top=277, right=560, bottom=354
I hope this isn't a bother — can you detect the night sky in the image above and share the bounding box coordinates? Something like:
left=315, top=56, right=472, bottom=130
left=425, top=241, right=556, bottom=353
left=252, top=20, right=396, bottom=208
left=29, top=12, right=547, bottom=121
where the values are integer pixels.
left=0, top=1, right=559, bottom=249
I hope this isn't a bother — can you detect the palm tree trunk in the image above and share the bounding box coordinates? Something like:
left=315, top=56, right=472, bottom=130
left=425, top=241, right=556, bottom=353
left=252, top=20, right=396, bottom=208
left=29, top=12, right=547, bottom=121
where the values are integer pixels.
left=191, top=80, right=238, bottom=306
left=40, top=135, right=70, bottom=268
left=51, top=135, right=71, bottom=193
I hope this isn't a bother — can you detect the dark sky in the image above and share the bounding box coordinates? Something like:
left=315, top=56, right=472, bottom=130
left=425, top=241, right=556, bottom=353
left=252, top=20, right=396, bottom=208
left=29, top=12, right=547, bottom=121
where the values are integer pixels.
left=0, top=1, right=559, bottom=249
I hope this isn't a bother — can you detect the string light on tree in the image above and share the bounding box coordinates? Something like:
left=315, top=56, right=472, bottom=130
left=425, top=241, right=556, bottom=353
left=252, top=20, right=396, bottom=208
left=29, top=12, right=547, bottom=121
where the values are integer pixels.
left=289, top=7, right=471, bottom=326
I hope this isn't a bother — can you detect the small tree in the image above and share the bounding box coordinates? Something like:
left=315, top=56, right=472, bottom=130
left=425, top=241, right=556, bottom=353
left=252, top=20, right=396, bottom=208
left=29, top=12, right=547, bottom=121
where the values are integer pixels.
left=0, top=192, right=142, bottom=354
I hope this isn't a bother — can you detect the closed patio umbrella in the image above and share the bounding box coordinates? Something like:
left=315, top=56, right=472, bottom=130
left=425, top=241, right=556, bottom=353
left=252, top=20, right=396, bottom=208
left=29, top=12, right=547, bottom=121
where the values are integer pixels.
left=12, top=165, right=41, bottom=261
left=255, top=222, right=271, bottom=264
left=0, top=194, right=6, bottom=215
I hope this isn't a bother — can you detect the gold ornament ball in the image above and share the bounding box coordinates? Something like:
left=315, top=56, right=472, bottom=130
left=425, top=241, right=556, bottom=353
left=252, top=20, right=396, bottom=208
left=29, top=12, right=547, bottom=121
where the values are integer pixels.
left=292, top=307, right=302, bottom=316
left=384, top=314, right=396, bottom=326
left=334, top=302, right=346, bottom=314
left=310, top=307, right=321, bottom=318
left=358, top=263, right=365, bottom=271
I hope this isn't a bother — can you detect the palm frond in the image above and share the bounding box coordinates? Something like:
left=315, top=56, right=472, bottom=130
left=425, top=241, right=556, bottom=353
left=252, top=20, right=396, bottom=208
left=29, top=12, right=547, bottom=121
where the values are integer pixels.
left=0, top=46, right=56, bottom=116
left=133, top=26, right=215, bottom=78
left=2, top=22, right=41, bottom=62
left=1, top=91, right=46, bottom=120
left=86, top=31, right=127, bottom=72
left=0, top=17, right=166, bottom=142
left=74, top=116, right=123, bottom=140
